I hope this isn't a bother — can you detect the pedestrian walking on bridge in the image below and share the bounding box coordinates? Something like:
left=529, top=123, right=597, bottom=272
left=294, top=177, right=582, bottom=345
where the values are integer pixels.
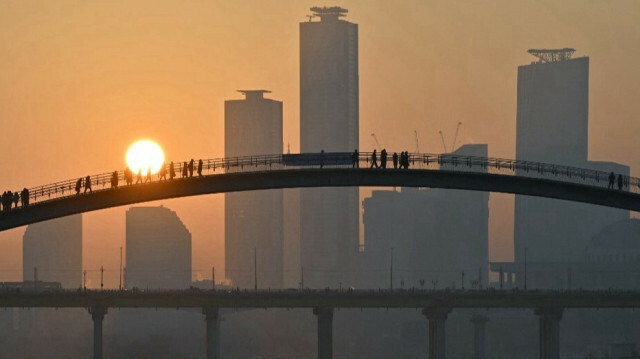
left=608, top=171, right=615, bottom=189
left=370, top=149, right=378, bottom=169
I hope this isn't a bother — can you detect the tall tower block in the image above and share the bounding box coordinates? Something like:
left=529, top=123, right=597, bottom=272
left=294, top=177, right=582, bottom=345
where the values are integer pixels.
left=225, top=90, right=284, bottom=289
left=299, top=7, right=359, bottom=287
left=515, top=48, right=588, bottom=166
left=514, top=49, right=628, bottom=270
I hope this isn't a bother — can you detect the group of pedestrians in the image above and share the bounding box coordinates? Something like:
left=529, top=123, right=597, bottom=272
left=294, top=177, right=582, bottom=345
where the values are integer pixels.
left=75, top=176, right=92, bottom=195
left=608, top=171, right=625, bottom=190
left=1, top=188, right=29, bottom=213
left=179, top=159, right=204, bottom=178
left=104, top=159, right=206, bottom=190
left=369, top=149, right=411, bottom=170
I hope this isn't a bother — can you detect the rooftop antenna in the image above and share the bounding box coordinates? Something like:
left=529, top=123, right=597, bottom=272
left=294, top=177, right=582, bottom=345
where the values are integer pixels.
left=371, top=133, right=381, bottom=149
left=438, top=130, right=448, bottom=153
left=306, top=15, right=315, bottom=22
left=414, top=130, right=420, bottom=153
left=451, top=122, right=462, bottom=152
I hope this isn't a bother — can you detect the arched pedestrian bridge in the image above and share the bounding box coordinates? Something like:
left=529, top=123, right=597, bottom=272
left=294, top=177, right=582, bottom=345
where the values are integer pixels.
left=1, top=152, right=639, bottom=231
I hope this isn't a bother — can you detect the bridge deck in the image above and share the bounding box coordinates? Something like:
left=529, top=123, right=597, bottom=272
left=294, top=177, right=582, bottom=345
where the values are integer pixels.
left=1, top=290, right=639, bottom=309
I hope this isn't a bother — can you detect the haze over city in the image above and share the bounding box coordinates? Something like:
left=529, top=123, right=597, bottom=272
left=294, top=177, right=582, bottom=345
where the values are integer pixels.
left=1, top=1, right=640, bottom=358
left=1, top=0, right=638, bottom=287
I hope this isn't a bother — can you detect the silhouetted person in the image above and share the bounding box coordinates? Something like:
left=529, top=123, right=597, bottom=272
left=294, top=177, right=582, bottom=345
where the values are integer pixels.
left=136, top=169, right=143, bottom=184
left=352, top=149, right=359, bottom=168
left=145, top=167, right=152, bottom=183
left=125, top=167, right=133, bottom=185
left=21, top=188, right=29, bottom=207
left=12, top=192, right=18, bottom=208
left=320, top=150, right=325, bottom=169
left=380, top=149, right=387, bottom=169
left=1, top=192, right=9, bottom=212
left=197, top=159, right=203, bottom=177
left=370, top=149, right=378, bottom=168
left=188, top=159, right=195, bottom=177
left=158, top=163, right=167, bottom=180
left=617, top=174, right=624, bottom=190
left=393, top=152, right=398, bottom=169
left=75, top=178, right=82, bottom=195
left=608, top=171, right=615, bottom=189
left=84, top=176, right=92, bottom=193
left=111, top=171, right=119, bottom=189
left=182, top=162, right=188, bottom=178
left=169, top=161, right=176, bottom=180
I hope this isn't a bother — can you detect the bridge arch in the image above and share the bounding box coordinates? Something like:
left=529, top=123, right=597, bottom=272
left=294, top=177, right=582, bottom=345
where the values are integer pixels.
left=1, top=166, right=639, bottom=232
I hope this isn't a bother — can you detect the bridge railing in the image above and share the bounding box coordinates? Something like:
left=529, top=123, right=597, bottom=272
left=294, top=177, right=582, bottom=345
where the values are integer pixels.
left=7, top=151, right=640, bottom=210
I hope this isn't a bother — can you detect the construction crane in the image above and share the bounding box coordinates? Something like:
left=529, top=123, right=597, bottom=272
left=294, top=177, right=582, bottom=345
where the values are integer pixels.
left=451, top=122, right=462, bottom=152
left=438, top=131, right=448, bottom=153
left=371, top=133, right=381, bottom=149
left=413, top=130, right=420, bottom=153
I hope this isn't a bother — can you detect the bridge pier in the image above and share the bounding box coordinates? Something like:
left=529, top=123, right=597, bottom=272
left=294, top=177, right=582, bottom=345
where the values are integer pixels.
left=470, top=314, right=489, bottom=359
left=203, top=307, right=221, bottom=359
left=535, top=308, right=563, bottom=359
left=422, top=307, right=452, bottom=359
left=88, top=306, right=107, bottom=359
left=313, top=306, right=334, bottom=359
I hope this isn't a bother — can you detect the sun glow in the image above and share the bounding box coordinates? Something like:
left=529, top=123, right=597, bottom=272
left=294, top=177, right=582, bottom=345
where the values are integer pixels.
left=126, top=140, right=165, bottom=175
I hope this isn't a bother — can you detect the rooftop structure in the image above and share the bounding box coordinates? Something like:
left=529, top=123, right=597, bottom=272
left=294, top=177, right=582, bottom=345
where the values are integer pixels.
left=527, top=48, right=576, bottom=63
left=237, top=89, right=271, bottom=100
left=309, top=6, right=348, bottom=21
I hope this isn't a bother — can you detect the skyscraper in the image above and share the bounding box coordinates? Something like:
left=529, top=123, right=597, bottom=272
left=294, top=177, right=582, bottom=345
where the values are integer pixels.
left=126, top=206, right=191, bottom=289
left=514, top=49, right=628, bottom=267
left=299, top=6, right=359, bottom=288
left=225, top=90, right=284, bottom=288
left=23, top=214, right=82, bottom=288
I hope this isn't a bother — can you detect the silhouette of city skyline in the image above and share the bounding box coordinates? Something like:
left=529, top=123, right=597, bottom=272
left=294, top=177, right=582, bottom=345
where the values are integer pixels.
left=1, top=3, right=640, bottom=359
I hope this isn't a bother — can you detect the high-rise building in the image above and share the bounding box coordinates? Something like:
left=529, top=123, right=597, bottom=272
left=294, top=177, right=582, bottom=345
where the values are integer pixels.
left=299, top=6, right=359, bottom=288
left=359, top=145, right=489, bottom=289
left=225, top=90, right=284, bottom=288
left=23, top=215, right=82, bottom=288
left=514, top=49, right=629, bottom=267
left=126, top=206, right=191, bottom=289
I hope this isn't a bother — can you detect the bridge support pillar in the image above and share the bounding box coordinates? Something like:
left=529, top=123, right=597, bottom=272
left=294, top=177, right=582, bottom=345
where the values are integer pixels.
left=313, top=306, right=334, bottom=359
left=88, top=306, right=107, bottom=359
left=535, top=308, right=563, bottom=359
left=204, top=307, right=221, bottom=359
left=422, top=307, right=452, bottom=359
left=470, top=314, right=489, bottom=359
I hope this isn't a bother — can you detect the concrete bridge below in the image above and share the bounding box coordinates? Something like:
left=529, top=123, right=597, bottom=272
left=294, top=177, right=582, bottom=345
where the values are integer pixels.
left=2, top=289, right=638, bottom=359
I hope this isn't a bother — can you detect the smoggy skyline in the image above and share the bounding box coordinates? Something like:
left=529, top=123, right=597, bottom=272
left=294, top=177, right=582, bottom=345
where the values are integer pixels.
left=1, top=0, right=639, bottom=287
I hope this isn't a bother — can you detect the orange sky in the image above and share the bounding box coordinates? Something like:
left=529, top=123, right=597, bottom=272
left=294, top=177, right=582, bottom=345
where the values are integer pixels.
left=1, top=0, right=639, bottom=287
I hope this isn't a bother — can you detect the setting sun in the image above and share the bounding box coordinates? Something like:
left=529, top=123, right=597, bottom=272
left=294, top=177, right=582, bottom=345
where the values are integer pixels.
left=126, top=140, right=165, bottom=175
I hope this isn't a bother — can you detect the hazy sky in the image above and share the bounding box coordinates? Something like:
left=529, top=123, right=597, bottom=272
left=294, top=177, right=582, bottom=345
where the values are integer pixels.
left=1, top=0, right=639, bottom=286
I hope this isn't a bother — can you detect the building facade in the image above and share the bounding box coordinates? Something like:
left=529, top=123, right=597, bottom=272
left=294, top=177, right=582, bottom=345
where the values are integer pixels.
left=225, top=90, right=284, bottom=288
left=358, top=145, right=490, bottom=289
left=23, top=214, right=82, bottom=288
left=514, top=51, right=629, bottom=267
left=299, top=6, right=359, bottom=288
left=126, top=206, right=191, bottom=289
